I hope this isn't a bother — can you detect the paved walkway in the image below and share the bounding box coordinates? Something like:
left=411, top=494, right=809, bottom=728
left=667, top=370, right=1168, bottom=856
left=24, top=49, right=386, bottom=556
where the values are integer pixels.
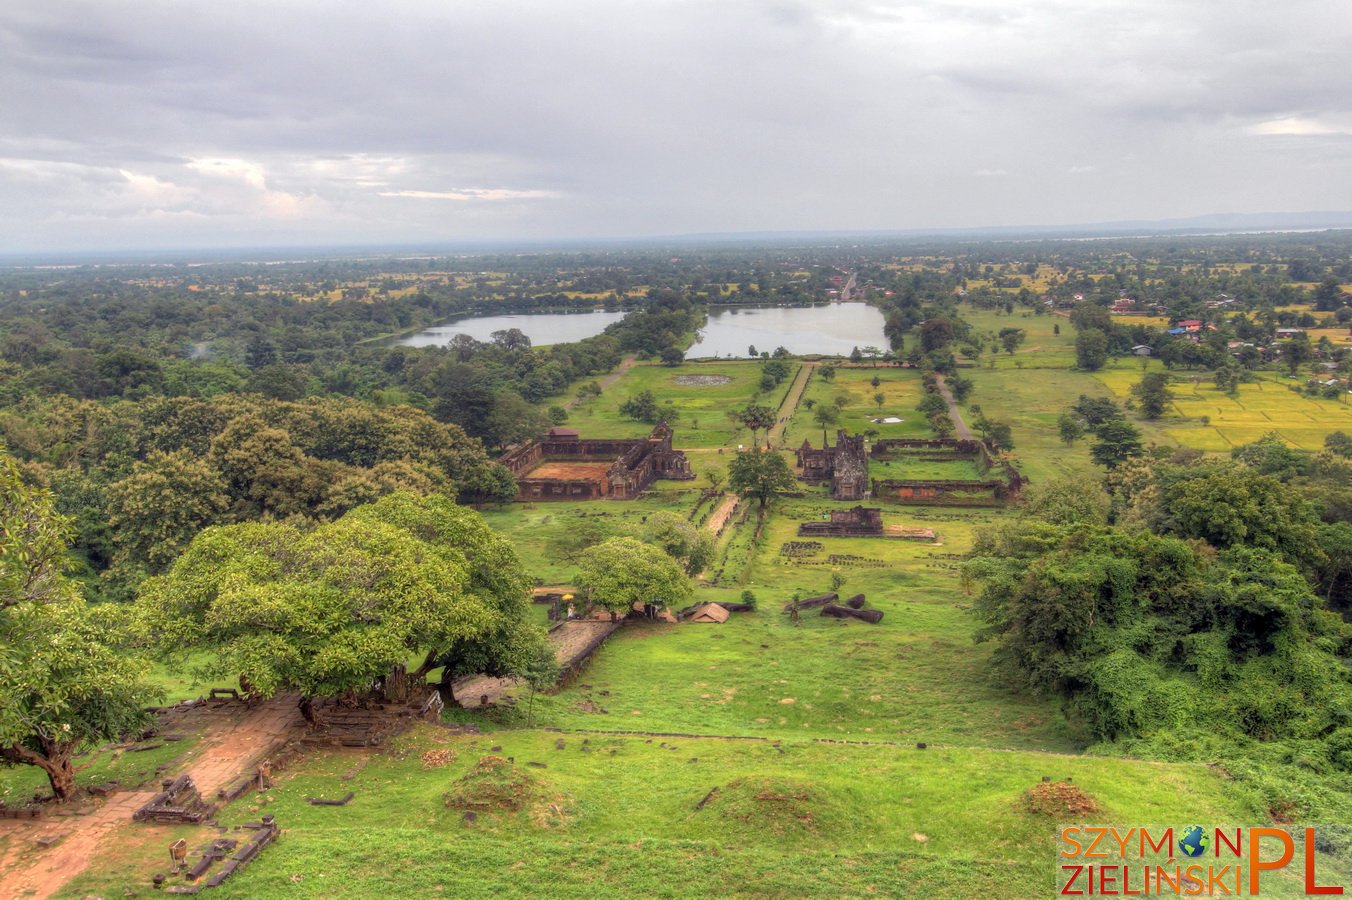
left=933, top=374, right=974, bottom=440
left=704, top=493, right=739, bottom=534
left=768, top=362, right=815, bottom=447
left=454, top=619, right=624, bottom=709
left=0, top=695, right=305, bottom=899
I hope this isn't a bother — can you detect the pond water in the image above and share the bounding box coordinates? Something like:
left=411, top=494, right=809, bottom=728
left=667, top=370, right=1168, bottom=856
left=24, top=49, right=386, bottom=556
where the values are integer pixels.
left=687, top=303, right=886, bottom=358
left=395, top=302, right=887, bottom=356
left=395, top=309, right=629, bottom=348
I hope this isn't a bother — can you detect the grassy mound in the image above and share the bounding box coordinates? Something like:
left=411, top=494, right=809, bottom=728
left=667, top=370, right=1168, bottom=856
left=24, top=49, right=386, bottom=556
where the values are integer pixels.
left=709, top=776, right=828, bottom=835
left=444, top=756, right=541, bottom=812
left=1022, top=781, right=1099, bottom=817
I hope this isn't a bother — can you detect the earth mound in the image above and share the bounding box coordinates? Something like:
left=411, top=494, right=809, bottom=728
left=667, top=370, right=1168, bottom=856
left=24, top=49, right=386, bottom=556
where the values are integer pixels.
left=444, top=756, right=541, bottom=812
left=708, top=776, right=828, bottom=835
left=1022, top=781, right=1099, bottom=817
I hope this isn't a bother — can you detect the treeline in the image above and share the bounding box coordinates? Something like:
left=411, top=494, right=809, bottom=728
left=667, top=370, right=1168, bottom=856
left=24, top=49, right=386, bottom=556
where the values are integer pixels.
left=0, top=394, right=509, bottom=601
left=967, top=437, right=1352, bottom=820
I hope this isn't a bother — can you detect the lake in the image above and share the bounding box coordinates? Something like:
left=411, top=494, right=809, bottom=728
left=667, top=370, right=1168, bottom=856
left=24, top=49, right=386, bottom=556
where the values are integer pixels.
left=687, top=303, right=886, bottom=358
left=395, top=309, right=630, bottom=348
left=395, top=302, right=887, bottom=357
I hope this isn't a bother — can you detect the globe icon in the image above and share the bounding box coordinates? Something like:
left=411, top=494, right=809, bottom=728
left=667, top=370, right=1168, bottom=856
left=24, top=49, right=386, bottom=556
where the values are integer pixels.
left=1179, top=825, right=1210, bottom=858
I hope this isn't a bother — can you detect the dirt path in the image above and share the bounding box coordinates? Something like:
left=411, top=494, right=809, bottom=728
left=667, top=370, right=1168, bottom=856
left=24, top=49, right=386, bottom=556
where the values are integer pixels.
left=0, top=695, right=304, bottom=899
left=455, top=619, right=624, bottom=709
left=933, top=373, right=974, bottom=440
left=704, top=493, right=739, bottom=534
left=768, top=362, right=814, bottom=447
left=562, top=354, right=637, bottom=409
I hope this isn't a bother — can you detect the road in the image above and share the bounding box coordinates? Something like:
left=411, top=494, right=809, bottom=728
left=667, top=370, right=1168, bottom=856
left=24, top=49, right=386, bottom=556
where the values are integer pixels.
left=767, top=362, right=815, bottom=447
left=839, top=270, right=857, bottom=302
left=933, top=374, right=974, bottom=440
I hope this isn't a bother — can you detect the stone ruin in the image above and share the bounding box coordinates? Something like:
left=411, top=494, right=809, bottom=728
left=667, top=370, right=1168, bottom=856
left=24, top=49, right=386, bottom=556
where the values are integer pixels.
left=500, top=422, right=694, bottom=501
left=159, top=816, right=281, bottom=893
left=133, top=774, right=217, bottom=825
left=796, top=430, right=868, bottom=500
left=797, top=506, right=883, bottom=537
left=869, top=438, right=1025, bottom=507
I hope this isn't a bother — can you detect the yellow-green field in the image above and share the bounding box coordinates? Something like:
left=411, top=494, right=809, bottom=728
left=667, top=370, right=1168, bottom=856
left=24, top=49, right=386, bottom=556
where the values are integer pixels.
left=1094, top=369, right=1352, bottom=450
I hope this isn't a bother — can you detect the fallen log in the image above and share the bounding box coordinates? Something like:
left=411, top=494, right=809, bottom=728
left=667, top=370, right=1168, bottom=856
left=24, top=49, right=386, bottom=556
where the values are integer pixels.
left=821, top=604, right=883, bottom=624
left=783, top=592, right=837, bottom=613
left=845, top=594, right=866, bottom=609
left=306, top=792, right=355, bottom=807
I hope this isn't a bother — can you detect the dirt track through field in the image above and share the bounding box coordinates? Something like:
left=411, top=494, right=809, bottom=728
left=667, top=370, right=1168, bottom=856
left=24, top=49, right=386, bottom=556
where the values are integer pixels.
left=933, top=374, right=974, bottom=440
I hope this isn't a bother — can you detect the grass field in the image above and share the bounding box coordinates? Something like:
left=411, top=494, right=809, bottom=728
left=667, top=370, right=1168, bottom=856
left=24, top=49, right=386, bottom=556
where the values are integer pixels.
left=561, top=362, right=795, bottom=449
left=58, top=725, right=1285, bottom=900
left=780, top=366, right=930, bottom=448
left=1093, top=368, right=1352, bottom=451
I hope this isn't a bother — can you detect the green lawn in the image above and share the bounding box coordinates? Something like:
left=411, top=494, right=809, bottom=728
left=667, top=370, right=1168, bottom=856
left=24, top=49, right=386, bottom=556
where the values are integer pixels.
left=561, top=362, right=795, bottom=450
left=57, top=724, right=1277, bottom=899
left=781, top=366, right=931, bottom=449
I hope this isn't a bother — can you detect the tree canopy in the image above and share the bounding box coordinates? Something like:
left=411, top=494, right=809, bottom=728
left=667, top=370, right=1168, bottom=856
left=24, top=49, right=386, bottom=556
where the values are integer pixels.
left=0, top=450, right=157, bottom=798
left=574, top=537, right=692, bottom=617
left=136, top=492, right=543, bottom=719
left=727, top=447, right=798, bottom=509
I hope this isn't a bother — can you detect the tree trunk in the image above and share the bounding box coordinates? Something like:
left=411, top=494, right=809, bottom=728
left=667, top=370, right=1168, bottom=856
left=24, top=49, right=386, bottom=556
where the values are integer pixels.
left=298, top=695, right=321, bottom=727
left=44, top=752, right=76, bottom=800
left=438, top=669, right=460, bottom=708
left=2, top=740, right=77, bottom=800
left=383, top=664, right=409, bottom=704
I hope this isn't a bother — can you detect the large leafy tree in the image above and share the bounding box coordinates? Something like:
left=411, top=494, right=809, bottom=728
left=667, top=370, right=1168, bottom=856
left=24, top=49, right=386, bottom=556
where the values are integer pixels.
left=574, top=537, right=692, bottom=619
left=727, top=447, right=798, bottom=509
left=105, top=449, right=230, bottom=573
left=0, top=451, right=157, bottom=799
left=1130, top=372, right=1173, bottom=419
left=1074, top=328, right=1110, bottom=371
left=137, top=492, right=544, bottom=720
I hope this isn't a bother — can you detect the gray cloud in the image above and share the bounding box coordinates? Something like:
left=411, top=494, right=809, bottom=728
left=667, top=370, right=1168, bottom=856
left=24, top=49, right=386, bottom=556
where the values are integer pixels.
left=2, top=0, right=1352, bottom=250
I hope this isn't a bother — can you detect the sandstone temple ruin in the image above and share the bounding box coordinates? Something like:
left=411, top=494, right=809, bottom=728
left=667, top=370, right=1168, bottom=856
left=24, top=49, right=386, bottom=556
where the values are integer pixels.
left=500, top=423, right=694, bottom=501
left=796, top=430, right=869, bottom=500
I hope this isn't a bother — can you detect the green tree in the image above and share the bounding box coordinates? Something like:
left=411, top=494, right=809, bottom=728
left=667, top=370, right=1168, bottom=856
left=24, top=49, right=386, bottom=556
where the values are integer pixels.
left=873, top=391, right=886, bottom=410
left=727, top=447, right=797, bottom=509
left=1131, top=372, right=1173, bottom=419
left=1022, top=474, right=1110, bottom=526
left=105, top=450, right=229, bottom=573
left=1075, top=328, right=1110, bottom=371
left=620, top=390, right=661, bottom=424
left=999, top=327, right=1027, bottom=355
left=1057, top=412, right=1085, bottom=445
left=812, top=404, right=840, bottom=443
left=1090, top=420, right=1144, bottom=468
left=574, top=537, right=692, bottom=619
left=733, top=403, right=777, bottom=448
left=137, top=492, right=542, bottom=720
left=639, top=512, right=715, bottom=576
left=0, top=452, right=158, bottom=799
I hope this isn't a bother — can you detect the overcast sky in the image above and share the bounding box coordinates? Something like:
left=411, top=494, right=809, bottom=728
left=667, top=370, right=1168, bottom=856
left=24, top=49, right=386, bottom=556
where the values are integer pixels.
left=3, top=0, right=1352, bottom=252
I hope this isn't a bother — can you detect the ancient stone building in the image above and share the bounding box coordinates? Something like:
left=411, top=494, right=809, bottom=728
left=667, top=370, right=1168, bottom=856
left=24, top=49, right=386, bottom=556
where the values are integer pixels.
left=796, top=429, right=868, bottom=500
left=500, top=423, right=693, bottom=501
left=798, top=506, right=884, bottom=536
